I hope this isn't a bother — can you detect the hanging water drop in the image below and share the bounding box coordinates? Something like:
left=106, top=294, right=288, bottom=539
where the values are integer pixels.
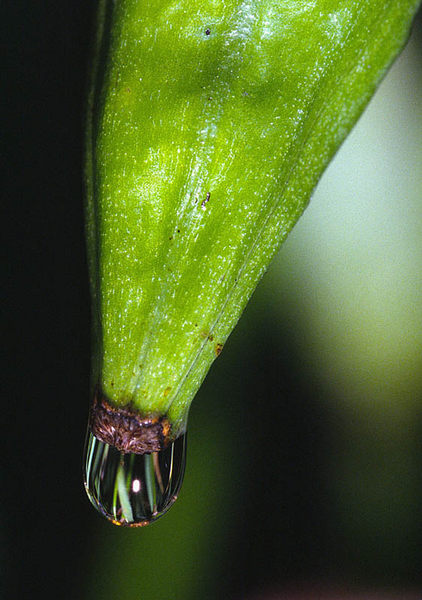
left=83, top=430, right=187, bottom=527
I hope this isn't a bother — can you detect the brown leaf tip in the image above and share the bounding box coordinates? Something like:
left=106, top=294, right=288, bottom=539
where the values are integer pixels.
left=90, top=390, right=171, bottom=455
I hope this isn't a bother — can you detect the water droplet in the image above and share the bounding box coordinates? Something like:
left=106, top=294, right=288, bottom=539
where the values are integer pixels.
left=83, top=430, right=187, bottom=527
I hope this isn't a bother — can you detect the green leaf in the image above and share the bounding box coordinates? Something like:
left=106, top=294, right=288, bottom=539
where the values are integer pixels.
left=86, top=0, right=420, bottom=433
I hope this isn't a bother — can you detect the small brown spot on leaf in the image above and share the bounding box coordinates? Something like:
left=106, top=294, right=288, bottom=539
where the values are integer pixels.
left=201, top=331, right=214, bottom=342
left=163, top=386, right=172, bottom=398
left=215, top=343, right=223, bottom=356
left=162, top=419, right=171, bottom=439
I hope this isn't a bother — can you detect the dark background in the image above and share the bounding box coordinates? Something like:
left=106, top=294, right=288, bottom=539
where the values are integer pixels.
left=3, top=3, right=422, bottom=599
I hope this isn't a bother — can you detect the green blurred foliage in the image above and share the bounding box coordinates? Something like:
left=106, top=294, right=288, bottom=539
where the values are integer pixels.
left=266, top=31, right=422, bottom=581
left=84, top=28, right=422, bottom=599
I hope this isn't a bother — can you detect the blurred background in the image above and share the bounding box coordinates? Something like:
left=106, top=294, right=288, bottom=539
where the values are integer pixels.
left=2, top=3, right=422, bottom=599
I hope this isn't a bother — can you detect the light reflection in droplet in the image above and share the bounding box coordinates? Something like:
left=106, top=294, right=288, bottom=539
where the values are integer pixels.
left=83, top=430, right=187, bottom=527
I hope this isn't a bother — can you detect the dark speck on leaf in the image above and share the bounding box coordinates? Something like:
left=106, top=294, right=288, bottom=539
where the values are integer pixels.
left=215, top=343, right=223, bottom=356
left=201, top=192, right=211, bottom=210
left=205, top=28, right=211, bottom=35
